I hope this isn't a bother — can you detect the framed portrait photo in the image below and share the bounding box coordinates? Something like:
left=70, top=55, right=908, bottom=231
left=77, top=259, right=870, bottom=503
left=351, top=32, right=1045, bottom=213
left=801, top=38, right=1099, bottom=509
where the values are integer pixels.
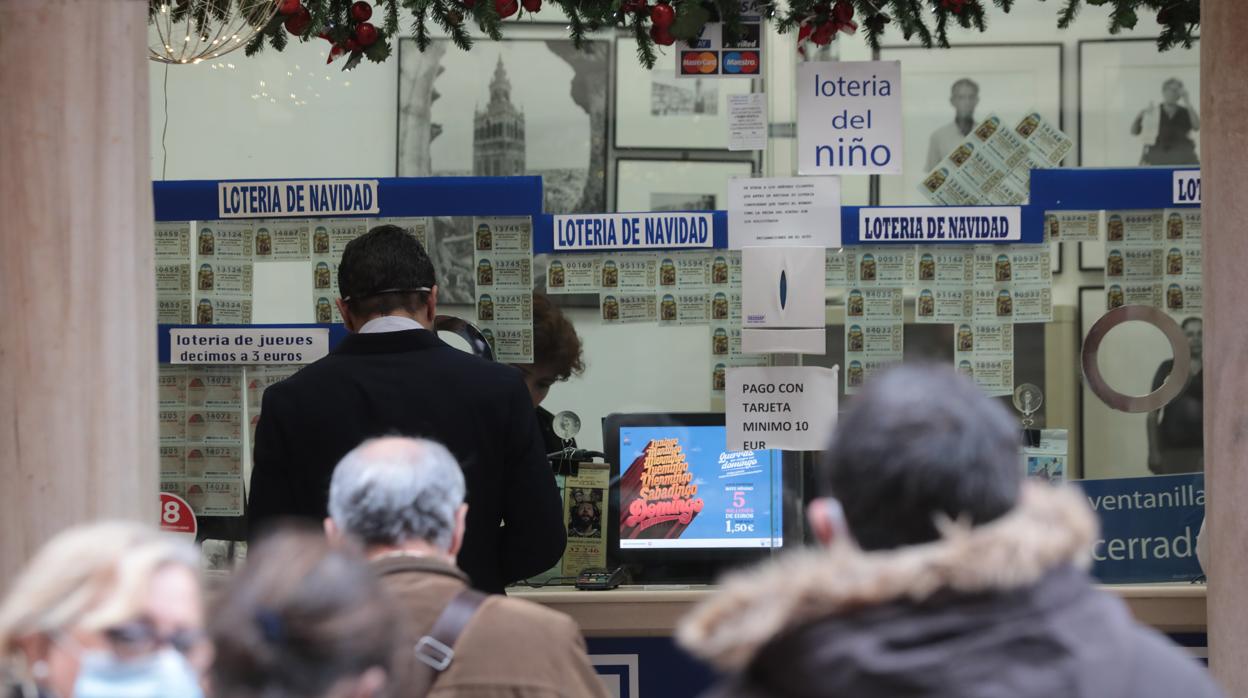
left=396, top=32, right=611, bottom=214
left=614, top=158, right=754, bottom=212
left=613, top=37, right=755, bottom=150
left=1079, top=38, right=1201, bottom=168
left=873, top=43, right=1064, bottom=205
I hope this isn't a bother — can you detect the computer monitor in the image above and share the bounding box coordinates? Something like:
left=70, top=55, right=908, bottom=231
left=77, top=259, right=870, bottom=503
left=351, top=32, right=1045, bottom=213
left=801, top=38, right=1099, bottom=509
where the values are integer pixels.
left=604, top=413, right=797, bottom=574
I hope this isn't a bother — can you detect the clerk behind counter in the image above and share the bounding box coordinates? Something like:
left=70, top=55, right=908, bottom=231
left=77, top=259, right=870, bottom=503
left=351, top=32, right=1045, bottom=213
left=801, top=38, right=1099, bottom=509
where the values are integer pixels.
left=509, top=293, right=586, bottom=454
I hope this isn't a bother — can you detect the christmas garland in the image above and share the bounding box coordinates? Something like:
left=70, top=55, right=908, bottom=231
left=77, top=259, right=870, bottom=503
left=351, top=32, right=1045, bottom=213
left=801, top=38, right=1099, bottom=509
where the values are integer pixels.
left=151, top=0, right=1199, bottom=70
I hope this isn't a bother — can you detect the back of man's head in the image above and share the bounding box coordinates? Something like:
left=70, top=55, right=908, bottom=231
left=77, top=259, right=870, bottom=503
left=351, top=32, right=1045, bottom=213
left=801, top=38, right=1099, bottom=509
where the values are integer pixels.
left=822, top=364, right=1021, bottom=551
left=338, top=225, right=436, bottom=319
left=328, top=437, right=465, bottom=550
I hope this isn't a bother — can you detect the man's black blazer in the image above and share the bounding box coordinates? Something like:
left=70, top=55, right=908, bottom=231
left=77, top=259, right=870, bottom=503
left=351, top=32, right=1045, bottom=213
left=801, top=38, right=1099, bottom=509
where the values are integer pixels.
left=248, top=329, right=566, bottom=593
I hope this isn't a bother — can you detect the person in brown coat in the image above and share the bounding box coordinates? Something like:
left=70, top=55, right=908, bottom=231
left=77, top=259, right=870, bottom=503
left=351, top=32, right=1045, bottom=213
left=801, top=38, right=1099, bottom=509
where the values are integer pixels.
left=325, top=436, right=608, bottom=698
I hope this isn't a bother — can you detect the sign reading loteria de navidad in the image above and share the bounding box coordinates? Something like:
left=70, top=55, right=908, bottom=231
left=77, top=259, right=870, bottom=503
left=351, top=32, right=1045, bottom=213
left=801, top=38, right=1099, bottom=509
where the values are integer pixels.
left=798, top=61, right=903, bottom=176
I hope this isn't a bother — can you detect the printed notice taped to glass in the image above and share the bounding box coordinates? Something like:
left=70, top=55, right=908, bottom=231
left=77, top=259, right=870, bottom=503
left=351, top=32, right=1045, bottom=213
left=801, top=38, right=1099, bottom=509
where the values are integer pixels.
left=728, top=176, right=842, bottom=249
left=728, top=93, right=768, bottom=151
left=797, top=60, right=902, bottom=175
left=725, top=366, right=839, bottom=451
left=169, top=328, right=329, bottom=365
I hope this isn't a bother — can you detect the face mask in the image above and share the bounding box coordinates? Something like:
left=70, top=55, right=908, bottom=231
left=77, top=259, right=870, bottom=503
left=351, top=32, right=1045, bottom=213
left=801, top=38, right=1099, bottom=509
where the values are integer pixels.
left=71, top=648, right=203, bottom=698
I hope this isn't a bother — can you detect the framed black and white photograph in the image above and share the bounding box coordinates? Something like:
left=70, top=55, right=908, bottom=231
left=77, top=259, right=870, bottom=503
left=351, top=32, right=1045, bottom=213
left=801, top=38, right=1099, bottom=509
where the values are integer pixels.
left=613, top=37, right=754, bottom=150
left=397, top=34, right=611, bottom=214
left=1079, top=38, right=1201, bottom=168
left=614, top=158, right=754, bottom=212
left=873, top=43, right=1064, bottom=205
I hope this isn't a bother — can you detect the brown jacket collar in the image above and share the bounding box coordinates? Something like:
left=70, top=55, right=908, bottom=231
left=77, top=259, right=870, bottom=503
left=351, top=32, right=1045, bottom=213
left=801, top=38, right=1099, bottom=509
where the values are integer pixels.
left=676, top=483, right=1098, bottom=671
left=370, top=554, right=472, bottom=584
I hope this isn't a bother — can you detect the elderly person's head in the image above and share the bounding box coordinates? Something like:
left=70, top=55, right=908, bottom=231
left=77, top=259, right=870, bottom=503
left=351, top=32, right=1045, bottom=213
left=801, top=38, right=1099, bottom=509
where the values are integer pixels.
left=209, top=529, right=396, bottom=698
left=808, top=364, right=1022, bottom=551
left=0, top=521, right=205, bottom=698
left=325, top=437, right=467, bottom=559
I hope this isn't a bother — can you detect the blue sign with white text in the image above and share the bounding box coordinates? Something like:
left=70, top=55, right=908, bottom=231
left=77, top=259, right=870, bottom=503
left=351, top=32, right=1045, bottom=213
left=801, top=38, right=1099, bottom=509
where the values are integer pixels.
left=1075, top=473, right=1204, bottom=584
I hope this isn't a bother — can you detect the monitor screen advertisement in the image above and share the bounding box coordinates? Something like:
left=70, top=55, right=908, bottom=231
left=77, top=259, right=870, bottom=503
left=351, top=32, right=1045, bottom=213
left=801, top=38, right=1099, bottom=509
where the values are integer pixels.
left=617, top=425, right=783, bottom=550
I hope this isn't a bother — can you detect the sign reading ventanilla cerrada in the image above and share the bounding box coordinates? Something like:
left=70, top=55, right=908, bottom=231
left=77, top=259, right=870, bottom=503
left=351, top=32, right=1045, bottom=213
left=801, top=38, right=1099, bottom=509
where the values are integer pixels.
left=798, top=60, right=902, bottom=176
left=218, top=179, right=380, bottom=218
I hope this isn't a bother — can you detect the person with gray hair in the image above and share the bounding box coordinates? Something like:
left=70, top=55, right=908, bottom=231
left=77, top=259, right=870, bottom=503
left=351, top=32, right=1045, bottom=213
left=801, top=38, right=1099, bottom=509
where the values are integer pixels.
left=925, top=77, right=981, bottom=170
left=326, top=437, right=608, bottom=698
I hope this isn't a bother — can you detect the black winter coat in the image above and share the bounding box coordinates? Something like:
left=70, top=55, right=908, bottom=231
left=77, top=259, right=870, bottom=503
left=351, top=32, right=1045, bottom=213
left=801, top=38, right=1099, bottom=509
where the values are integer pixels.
left=248, top=329, right=565, bottom=593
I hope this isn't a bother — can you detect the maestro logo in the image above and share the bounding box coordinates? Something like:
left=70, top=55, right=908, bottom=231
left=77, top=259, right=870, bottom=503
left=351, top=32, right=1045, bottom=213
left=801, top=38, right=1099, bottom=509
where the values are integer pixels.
left=723, top=51, right=759, bottom=74
left=680, top=51, right=718, bottom=75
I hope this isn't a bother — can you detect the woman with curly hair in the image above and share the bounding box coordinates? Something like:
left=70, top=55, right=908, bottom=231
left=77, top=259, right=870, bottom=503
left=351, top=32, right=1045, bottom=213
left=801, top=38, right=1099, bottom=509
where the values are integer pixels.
left=510, top=293, right=585, bottom=453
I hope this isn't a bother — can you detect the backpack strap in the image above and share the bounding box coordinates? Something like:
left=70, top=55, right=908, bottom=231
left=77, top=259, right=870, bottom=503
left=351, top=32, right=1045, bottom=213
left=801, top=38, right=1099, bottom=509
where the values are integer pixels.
left=405, top=588, right=489, bottom=697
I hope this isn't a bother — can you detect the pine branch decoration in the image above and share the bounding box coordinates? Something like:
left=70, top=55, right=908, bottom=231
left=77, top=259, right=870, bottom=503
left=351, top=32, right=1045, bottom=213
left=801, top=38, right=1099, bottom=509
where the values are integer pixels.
left=219, top=0, right=1198, bottom=72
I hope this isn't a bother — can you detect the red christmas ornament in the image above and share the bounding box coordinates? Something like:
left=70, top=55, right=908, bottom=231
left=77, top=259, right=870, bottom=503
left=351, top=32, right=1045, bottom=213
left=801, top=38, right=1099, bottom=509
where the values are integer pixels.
left=650, top=23, right=675, bottom=45
left=833, top=0, right=853, bottom=25
left=522, top=0, right=542, bottom=13
left=496, top=0, right=519, bottom=18
left=650, top=2, right=675, bottom=29
left=354, top=22, right=379, bottom=46
left=278, top=0, right=302, bottom=15
left=621, top=0, right=645, bottom=13
left=351, top=1, right=374, bottom=22
left=284, top=7, right=312, bottom=34
left=797, top=22, right=814, bottom=43
left=811, top=20, right=835, bottom=44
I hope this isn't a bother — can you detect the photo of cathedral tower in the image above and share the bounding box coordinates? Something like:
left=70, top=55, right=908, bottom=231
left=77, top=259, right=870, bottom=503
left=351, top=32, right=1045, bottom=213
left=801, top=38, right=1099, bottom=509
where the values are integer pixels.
left=473, top=57, right=526, bottom=177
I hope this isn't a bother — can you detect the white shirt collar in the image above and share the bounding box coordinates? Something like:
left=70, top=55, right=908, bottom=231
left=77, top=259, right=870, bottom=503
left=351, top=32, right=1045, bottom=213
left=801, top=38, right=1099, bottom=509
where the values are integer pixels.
left=359, top=315, right=426, bottom=334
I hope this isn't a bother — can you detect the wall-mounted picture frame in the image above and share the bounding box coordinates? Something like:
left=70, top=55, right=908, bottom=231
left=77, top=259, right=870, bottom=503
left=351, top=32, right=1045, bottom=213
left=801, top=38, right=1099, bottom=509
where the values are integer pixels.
left=1079, top=37, right=1201, bottom=168
left=872, top=43, right=1064, bottom=205
left=397, top=33, right=611, bottom=214
left=614, top=158, right=754, bottom=212
left=613, top=37, right=754, bottom=151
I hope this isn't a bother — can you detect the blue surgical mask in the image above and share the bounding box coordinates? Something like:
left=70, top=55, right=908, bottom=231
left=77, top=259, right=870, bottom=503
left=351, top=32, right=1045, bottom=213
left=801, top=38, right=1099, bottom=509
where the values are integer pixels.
left=72, top=647, right=203, bottom=698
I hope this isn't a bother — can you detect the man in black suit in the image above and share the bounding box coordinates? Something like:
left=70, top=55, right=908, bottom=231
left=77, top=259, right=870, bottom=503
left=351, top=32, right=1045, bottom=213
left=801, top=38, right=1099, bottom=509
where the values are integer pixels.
left=248, top=225, right=565, bottom=593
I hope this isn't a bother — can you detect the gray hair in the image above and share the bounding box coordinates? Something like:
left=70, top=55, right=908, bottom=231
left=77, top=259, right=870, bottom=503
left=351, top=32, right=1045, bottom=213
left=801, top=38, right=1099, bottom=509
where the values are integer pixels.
left=328, top=437, right=466, bottom=550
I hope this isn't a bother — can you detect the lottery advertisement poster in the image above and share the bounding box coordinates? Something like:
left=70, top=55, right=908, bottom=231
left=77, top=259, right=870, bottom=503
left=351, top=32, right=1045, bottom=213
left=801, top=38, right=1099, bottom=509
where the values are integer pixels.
left=617, top=425, right=783, bottom=549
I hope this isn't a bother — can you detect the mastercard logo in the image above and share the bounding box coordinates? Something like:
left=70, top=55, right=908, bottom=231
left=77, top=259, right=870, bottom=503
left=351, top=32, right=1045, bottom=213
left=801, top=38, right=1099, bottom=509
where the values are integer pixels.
left=680, top=52, right=718, bottom=74
left=723, top=51, right=759, bottom=74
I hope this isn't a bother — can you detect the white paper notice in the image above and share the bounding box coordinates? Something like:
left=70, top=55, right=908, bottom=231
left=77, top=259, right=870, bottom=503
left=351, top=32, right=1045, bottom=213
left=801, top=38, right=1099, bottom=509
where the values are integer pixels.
left=728, top=176, right=842, bottom=249
left=170, top=328, right=329, bottom=365
left=798, top=61, right=902, bottom=175
left=728, top=93, right=768, bottom=151
left=726, top=366, right=839, bottom=451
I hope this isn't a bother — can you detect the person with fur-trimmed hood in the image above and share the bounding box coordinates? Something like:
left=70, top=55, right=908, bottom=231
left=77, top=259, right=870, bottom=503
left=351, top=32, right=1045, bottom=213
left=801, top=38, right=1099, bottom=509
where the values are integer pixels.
left=677, top=365, right=1222, bottom=698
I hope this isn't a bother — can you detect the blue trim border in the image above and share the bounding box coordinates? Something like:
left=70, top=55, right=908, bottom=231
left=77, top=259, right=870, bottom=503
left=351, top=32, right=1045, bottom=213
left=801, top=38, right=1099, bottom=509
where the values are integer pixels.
left=154, top=176, right=544, bottom=222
